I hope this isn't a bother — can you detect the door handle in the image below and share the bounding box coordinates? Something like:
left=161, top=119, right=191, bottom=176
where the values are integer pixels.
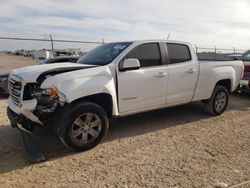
left=187, top=68, right=196, bottom=73
left=155, top=72, right=166, bottom=77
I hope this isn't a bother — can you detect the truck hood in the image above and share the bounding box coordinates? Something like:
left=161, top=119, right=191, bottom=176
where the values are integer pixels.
left=10, top=63, right=95, bottom=83
left=40, top=65, right=114, bottom=103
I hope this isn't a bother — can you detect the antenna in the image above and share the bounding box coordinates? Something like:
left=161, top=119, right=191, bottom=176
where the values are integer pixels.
left=167, top=33, right=171, bottom=40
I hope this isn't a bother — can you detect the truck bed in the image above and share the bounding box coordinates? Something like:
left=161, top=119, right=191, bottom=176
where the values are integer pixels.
left=193, top=60, right=242, bottom=101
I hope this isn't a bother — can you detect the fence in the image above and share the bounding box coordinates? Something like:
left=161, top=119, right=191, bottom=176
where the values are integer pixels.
left=194, top=46, right=247, bottom=61
left=0, top=33, right=104, bottom=55
left=0, top=34, right=249, bottom=61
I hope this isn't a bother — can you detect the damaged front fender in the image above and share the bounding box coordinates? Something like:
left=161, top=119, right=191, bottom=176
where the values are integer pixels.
left=39, top=65, right=119, bottom=115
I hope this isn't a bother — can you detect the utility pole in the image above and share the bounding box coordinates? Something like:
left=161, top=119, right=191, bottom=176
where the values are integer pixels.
left=214, top=46, right=217, bottom=60
left=232, top=47, right=235, bottom=54
left=49, top=34, right=54, bottom=54
left=167, top=33, right=171, bottom=40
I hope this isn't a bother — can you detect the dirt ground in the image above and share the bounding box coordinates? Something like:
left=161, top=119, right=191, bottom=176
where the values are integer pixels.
left=0, top=52, right=37, bottom=72
left=0, top=53, right=249, bottom=188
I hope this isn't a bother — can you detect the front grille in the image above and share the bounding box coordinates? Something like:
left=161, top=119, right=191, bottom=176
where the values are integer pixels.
left=243, top=65, right=250, bottom=80
left=8, top=77, right=23, bottom=107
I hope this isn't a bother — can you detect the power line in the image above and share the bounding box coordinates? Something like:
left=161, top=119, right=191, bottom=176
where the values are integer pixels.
left=0, top=36, right=248, bottom=51
left=0, top=36, right=103, bottom=44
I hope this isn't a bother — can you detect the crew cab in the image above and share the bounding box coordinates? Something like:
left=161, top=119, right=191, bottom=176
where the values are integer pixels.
left=7, top=40, right=243, bottom=151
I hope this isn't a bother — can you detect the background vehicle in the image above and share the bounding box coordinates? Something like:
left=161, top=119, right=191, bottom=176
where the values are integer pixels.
left=0, top=56, right=80, bottom=95
left=39, top=56, right=79, bottom=64
left=240, top=50, right=250, bottom=91
left=7, top=40, right=243, bottom=152
left=0, top=72, right=9, bottom=95
left=223, top=54, right=242, bottom=61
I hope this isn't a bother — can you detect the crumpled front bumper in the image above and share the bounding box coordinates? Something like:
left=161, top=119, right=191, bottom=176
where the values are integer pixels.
left=7, top=107, right=37, bottom=133
left=7, top=107, right=47, bottom=162
left=7, top=97, right=44, bottom=132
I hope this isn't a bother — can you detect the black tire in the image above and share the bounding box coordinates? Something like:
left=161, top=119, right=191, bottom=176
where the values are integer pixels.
left=58, top=102, right=109, bottom=152
left=206, top=86, right=229, bottom=116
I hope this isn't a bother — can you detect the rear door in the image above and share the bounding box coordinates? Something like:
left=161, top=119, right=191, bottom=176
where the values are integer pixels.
left=166, top=43, right=199, bottom=104
left=117, top=43, right=169, bottom=113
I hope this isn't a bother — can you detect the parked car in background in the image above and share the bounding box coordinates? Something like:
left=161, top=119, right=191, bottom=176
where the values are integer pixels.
left=223, top=54, right=242, bottom=61
left=240, top=50, right=250, bottom=91
left=0, top=56, right=80, bottom=95
left=0, top=72, right=9, bottom=95
left=39, top=56, right=79, bottom=64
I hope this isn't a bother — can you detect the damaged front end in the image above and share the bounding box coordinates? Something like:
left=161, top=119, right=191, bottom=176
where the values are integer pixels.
left=7, top=73, right=65, bottom=134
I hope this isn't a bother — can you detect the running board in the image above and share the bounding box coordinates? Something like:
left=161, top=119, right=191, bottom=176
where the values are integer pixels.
left=21, top=131, right=46, bottom=163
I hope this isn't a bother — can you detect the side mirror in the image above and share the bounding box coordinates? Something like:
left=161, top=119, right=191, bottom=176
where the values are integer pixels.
left=119, top=58, right=140, bottom=71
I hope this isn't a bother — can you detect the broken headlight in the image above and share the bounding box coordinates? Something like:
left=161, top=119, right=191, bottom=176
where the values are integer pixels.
left=33, top=87, right=58, bottom=98
left=33, top=87, right=60, bottom=113
left=34, top=87, right=58, bottom=97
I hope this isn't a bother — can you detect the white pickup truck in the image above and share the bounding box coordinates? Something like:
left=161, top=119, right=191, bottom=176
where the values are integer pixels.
left=7, top=40, right=243, bottom=151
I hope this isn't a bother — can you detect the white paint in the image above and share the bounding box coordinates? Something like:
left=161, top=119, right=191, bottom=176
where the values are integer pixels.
left=8, top=97, right=43, bottom=125
left=8, top=40, right=243, bottom=123
left=11, top=63, right=91, bottom=83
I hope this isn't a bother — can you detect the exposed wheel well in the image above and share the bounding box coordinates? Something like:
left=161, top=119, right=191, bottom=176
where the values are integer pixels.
left=71, top=93, right=113, bottom=118
left=215, top=79, right=231, bottom=92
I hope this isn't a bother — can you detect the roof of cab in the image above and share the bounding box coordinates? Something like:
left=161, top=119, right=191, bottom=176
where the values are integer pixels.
left=131, top=39, right=192, bottom=46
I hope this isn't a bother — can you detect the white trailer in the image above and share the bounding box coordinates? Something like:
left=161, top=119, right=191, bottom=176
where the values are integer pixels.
left=33, top=50, right=53, bottom=62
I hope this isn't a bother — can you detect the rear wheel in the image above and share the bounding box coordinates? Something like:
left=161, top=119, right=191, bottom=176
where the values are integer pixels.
left=206, top=86, right=229, bottom=116
left=59, top=102, right=109, bottom=151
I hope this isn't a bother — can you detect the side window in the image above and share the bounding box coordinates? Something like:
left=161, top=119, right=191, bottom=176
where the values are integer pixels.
left=167, top=43, right=191, bottom=64
left=126, top=43, right=161, bottom=67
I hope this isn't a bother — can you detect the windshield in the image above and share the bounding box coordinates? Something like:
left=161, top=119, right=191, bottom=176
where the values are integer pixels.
left=77, top=42, right=132, bottom=65
left=242, top=50, right=250, bottom=61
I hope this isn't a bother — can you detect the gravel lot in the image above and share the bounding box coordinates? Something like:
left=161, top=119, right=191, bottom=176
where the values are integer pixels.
left=0, top=53, right=249, bottom=188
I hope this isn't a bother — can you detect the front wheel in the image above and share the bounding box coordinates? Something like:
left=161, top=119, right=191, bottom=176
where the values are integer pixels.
left=206, top=86, right=229, bottom=116
left=59, top=102, right=109, bottom=152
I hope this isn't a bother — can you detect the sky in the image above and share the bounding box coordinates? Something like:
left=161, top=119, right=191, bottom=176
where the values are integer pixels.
left=0, top=0, right=250, bottom=51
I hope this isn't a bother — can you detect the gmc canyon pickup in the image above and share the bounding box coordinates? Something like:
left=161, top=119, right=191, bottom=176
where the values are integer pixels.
left=7, top=40, right=243, bottom=151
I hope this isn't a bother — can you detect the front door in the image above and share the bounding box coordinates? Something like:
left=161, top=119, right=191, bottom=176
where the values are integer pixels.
left=117, top=43, right=168, bottom=113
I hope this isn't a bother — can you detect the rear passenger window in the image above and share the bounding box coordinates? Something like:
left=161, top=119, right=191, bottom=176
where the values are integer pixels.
left=167, top=43, right=191, bottom=64
left=126, top=43, right=161, bottom=67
